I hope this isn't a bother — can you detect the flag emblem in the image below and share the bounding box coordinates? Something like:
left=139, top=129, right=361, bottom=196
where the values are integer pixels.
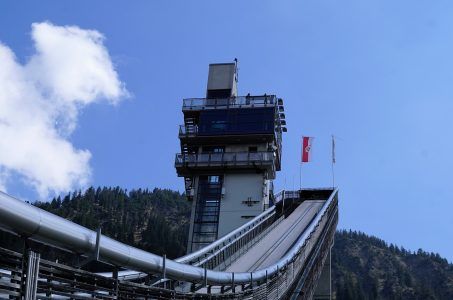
left=302, top=136, right=313, bottom=163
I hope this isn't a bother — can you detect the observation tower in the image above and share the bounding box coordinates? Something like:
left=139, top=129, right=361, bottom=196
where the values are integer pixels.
left=175, top=62, right=287, bottom=252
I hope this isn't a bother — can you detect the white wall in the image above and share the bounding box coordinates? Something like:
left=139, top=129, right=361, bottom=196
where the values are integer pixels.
left=217, top=173, right=266, bottom=237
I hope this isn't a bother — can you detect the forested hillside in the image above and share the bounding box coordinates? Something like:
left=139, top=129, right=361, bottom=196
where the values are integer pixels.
left=36, top=187, right=191, bottom=258
left=333, top=230, right=453, bottom=299
left=1, top=187, right=452, bottom=299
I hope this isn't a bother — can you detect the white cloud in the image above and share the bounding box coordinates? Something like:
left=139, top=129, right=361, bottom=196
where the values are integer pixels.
left=0, top=22, right=128, bottom=198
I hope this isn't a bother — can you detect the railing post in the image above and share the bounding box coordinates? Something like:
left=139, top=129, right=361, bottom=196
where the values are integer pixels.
left=232, top=272, right=235, bottom=293
left=204, top=265, right=207, bottom=288
left=112, top=267, right=119, bottom=297
left=95, top=227, right=101, bottom=261
left=265, top=270, right=268, bottom=300
left=283, top=195, right=285, bottom=215
left=162, top=254, right=167, bottom=289
left=24, top=250, right=40, bottom=300
left=285, top=260, right=289, bottom=289
left=46, top=260, right=53, bottom=298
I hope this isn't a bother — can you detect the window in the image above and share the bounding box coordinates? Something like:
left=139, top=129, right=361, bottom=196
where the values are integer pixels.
left=211, top=120, right=228, bottom=131
left=248, top=146, right=258, bottom=153
left=207, top=89, right=231, bottom=99
left=203, top=146, right=225, bottom=153
left=208, top=176, right=220, bottom=183
left=198, top=107, right=275, bottom=135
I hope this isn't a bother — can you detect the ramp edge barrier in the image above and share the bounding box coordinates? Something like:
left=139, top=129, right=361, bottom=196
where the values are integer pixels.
left=0, top=188, right=338, bottom=286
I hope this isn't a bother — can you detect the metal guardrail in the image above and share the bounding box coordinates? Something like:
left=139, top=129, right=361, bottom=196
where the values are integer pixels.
left=115, top=206, right=280, bottom=281
left=177, top=206, right=277, bottom=265
left=178, top=125, right=282, bottom=162
left=231, top=189, right=338, bottom=284
left=175, top=152, right=275, bottom=167
left=274, top=190, right=300, bottom=203
left=0, top=189, right=338, bottom=298
left=182, top=95, right=277, bottom=110
left=179, top=124, right=198, bottom=136
left=0, top=247, right=184, bottom=299
left=99, top=193, right=338, bottom=299
left=189, top=212, right=283, bottom=270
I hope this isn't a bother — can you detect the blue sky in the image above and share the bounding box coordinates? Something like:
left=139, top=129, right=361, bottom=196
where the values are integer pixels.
left=1, top=1, right=452, bottom=261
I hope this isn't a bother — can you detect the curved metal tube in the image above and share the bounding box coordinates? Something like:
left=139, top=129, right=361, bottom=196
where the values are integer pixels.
left=111, top=195, right=279, bottom=279
left=0, top=189, right=337, bottom=285
left=99, top=202, right=277, bottom=279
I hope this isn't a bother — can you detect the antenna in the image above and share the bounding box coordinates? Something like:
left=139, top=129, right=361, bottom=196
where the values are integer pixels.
left=234, top=58, right=239, bottom=83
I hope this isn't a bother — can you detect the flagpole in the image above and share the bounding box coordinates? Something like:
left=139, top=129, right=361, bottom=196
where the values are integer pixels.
left=299, top=162, right=302, bottom=191
left=331, top=135, right=335, bottom=188
left=301, top=136, right=312, bottom=191
left=300, top=136, right=302, bottom=192
left=331, top=160, right=335, bottom=188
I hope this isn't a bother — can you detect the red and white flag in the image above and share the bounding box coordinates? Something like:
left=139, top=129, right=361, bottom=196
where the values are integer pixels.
left=301, top=136, right=313, bottom=163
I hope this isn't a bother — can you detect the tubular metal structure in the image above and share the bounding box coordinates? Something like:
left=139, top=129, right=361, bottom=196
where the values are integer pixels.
left=105, top=205, right=278, bottom=279
left=0, top=188, right=337, bottom=287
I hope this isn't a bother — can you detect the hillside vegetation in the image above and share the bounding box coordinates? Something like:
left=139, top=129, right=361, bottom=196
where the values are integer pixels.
left=333, top=230, right=453, bottom=299
left=1, top=187, right=452, bottom=299
left=35, top=187, right=191, bottom=258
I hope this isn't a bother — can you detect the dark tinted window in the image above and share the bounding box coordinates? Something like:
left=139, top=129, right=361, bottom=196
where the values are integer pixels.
left=207, top=89, right=231, bottom=99
left=202, top=146, right=225, bottom=153
left=198, top=107, right=274, bottom=135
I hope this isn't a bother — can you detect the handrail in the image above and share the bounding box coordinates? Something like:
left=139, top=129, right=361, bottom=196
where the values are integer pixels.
left=175, top=151, right=275, bottom=165
left=0, top=188, right=337, bottom=286
left=182, top=95, right=277, bottom=110
left=245, top=188, right=338, bottom=282
left=179, top=124, right=198, bottom=135
left=194, top=212, right=282, bottom=269
left=176, top=206, right=276, bottom=264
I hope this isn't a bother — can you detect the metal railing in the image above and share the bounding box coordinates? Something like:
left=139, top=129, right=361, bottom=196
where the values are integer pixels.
left=175, top=152, right=275, bottom=167
left=179, top=124, right=198, bottom=136
left=120, top=190, right=338, bottom=298
left=177, top=206, right=277, bottom=266
left=185, top=211, right=283, bottom=271
left=0, top=189, right=338, bottom=298
left=182, top=95, right=277, bottom=110
left=179, top=124, right=277, bottom=137
left=274, top=190, right=300, bottom=203
left=114, top=207, right=280, bottom=281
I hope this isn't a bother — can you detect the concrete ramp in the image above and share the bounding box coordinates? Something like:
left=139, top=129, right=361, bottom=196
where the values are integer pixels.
left=226, top=200, right=324, bottom=272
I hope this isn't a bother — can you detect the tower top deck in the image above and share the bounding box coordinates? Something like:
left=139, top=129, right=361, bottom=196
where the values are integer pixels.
left=182, top=94, right=284, bottom=113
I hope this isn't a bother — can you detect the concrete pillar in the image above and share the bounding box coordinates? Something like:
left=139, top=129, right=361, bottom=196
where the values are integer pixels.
left=314, top=248, right=332, bottom=300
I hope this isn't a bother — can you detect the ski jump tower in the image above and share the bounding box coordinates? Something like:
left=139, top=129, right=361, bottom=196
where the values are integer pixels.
left=175, top=62, right=287, bottom=252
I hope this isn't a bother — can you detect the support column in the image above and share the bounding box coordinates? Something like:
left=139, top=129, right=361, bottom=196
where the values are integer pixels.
left=314, top=247, right=332, bottom=300
left=112, top=267, right=119, bottom=297
left=24, top=250, right=40, bottom=300
left=186, top=176, right=199, bottom=254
